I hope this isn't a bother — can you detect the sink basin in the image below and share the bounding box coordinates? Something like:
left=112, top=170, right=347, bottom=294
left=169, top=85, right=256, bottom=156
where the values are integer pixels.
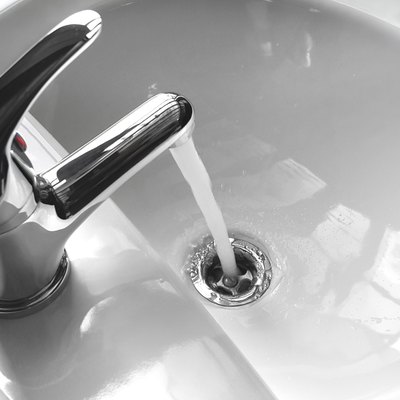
left=2, top=0, right=400, bottom=399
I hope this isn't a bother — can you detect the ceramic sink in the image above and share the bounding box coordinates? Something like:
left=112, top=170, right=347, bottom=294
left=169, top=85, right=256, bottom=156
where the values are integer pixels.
left=1, top=0, right=400, bottom=399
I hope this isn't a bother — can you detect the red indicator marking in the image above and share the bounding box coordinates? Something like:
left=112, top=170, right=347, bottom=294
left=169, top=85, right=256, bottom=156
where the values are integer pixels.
left=14, top=132, right=27, bottom=152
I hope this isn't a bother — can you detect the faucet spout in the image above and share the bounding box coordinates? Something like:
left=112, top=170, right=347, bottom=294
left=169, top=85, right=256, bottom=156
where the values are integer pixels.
left=36, top=93, right=194, bottom=219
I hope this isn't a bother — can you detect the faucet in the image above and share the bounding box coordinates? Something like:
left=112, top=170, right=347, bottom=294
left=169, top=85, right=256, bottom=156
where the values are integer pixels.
left=0, top=10, right=194, bottom=317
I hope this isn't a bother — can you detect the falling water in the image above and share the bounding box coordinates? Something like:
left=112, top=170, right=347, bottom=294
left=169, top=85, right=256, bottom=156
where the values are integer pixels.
left=170, top=138, right=239, bottom=277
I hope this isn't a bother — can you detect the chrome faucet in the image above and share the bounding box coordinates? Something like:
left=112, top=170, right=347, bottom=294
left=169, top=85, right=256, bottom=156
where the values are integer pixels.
left=0, top=10, right=194, bottom=316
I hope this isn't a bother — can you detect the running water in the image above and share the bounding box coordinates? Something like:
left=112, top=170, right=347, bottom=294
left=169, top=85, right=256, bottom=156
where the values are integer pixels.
left=170, top=138, right=239, bottom=277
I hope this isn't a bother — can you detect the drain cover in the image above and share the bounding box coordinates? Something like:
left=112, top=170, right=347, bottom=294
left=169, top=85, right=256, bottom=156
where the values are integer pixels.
left=188, top=234, right=273, bottom=307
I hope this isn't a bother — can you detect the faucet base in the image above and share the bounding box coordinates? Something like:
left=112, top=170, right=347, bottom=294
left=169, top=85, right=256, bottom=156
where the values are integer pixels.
left=0, top=250, right=70, bottom=318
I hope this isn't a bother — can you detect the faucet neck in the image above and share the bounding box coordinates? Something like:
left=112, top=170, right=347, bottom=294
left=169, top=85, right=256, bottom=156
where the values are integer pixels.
left=36, top=93, right=193, bottom=220
left=0, top=10, right=101, bottom=230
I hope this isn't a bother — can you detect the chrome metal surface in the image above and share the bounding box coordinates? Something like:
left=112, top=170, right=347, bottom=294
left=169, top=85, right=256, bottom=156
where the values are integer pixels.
left=0, top=10, right=101, bottom=232
left=0, top=10, right=194, bottom=310
left=189, top=234, right=273, bottom=307
left=37, top=93, right=193, bottom=219
left=0, top=10, right=102, bottom=304
left=0, top=250, right=70, bottom=317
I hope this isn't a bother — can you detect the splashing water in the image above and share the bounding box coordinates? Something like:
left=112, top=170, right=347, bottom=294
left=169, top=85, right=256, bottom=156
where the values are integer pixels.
left=170, top=138, right=239, bottom=277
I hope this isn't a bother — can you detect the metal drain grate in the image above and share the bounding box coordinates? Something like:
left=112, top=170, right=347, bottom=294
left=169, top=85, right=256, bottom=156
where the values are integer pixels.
left=188, top=234, right=273, bottom=307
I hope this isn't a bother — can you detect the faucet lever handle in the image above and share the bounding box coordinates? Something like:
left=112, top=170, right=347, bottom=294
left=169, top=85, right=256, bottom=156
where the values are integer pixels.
left=0, top=10, right=102, bottom=195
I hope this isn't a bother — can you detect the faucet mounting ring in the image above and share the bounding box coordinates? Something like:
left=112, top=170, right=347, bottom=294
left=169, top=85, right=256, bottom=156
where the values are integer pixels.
left=0, top=251, right=70, bottom=318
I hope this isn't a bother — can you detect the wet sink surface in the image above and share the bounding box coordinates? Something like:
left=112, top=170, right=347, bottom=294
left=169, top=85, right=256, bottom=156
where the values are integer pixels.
left=23, top=0, right=400, bottom=399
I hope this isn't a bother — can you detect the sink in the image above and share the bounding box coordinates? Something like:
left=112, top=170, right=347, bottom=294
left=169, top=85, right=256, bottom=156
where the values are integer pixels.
left=2, top=0, right=400, bottom=399
left=112, top=2, right=399, bottom=398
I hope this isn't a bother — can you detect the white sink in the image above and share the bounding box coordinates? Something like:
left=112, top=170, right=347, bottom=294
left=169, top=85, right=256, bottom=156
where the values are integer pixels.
left=2, top=0, right=400, bottom=399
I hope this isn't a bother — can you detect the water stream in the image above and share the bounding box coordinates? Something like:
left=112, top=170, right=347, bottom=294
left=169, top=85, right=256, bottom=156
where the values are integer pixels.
left=170, top=138, right=239, bottom=277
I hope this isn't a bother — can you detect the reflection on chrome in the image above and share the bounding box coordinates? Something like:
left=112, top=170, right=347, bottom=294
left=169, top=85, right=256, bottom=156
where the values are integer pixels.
left=312, top=204, right=370, bottom=262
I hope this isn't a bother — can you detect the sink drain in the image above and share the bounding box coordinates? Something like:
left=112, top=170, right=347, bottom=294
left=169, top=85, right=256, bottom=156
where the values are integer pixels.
left=188, top=234, right=273, bottom=307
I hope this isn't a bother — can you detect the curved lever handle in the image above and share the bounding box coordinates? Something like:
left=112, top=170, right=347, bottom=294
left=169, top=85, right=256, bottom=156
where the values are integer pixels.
left=37, top=93, right=193, bottom=219
left=0, top=10, right=101, bottom=195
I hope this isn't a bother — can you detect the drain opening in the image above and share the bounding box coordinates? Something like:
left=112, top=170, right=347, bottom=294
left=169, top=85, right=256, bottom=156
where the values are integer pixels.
left=188, top=234, right=273, bottom=307
left=205, top=249, right=258, bottom=296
